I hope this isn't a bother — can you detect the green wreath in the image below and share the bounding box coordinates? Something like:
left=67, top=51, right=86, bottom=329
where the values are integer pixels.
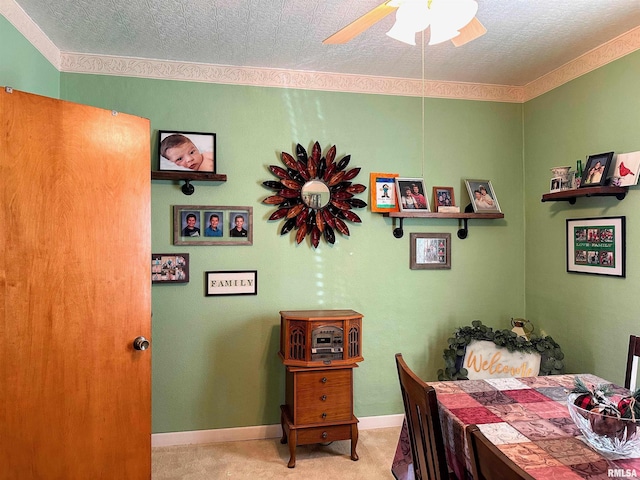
left=437, top=320, right=565, bottom=381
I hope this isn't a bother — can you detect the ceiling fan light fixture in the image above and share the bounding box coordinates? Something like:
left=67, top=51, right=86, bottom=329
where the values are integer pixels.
left=427, top=0, right=478, bottom=44
left=386, top=1, right=431, bottom=45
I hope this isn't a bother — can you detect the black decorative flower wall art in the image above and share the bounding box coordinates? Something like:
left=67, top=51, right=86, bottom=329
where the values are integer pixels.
left=262, top=142, right=367, bottom=248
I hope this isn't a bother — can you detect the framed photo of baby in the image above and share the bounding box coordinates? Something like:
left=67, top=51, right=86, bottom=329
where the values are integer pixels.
left=465, top=179, right=501, bottom=213
left=580, top=151, right=614, bottom=188
left=158, top=130, right=216, bottom=174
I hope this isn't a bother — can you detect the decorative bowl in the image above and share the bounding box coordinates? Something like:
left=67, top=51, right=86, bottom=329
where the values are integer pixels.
left=551, top=166, right=571, bottom=177
left=567, top=393, right=640, bottom=456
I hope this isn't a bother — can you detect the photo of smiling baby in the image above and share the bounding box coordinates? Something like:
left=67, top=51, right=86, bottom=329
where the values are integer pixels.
left=158, top=130, right=216, bottom=173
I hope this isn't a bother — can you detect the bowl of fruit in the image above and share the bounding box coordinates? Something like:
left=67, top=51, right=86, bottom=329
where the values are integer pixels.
left=567, top=377, right=640, bottom=456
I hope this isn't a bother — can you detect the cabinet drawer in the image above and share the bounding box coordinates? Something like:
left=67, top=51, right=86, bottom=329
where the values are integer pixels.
left=294, top=370, right=352, bottom=424
left=295, top=424, right=352, bottom=446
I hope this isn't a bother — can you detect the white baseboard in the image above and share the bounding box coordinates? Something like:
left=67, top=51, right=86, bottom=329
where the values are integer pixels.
left=151, top=413, right=405, bottom=448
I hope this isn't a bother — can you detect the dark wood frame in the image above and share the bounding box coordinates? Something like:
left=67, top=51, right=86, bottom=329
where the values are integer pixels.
left=432, top=186, right=456, bottom=211
left=566, top=216, right=625, bottom=277
left=205, top=270, right=257, bottom=296
left=580, top=151, right=614, bottom=188
left=158, top=130, right=216, bottom=174
left=410, top=232, right=451, bottom=270
left=173, top=205, right=253, bottom=246
left=151, top=253, right=189, bottom=284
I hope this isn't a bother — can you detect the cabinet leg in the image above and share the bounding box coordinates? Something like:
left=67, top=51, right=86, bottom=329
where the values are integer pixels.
left=350, top=424, right=359, bottom=461
left=280, top=410, right=287, bottom=444
left=287, top=430, right=297, bottom=468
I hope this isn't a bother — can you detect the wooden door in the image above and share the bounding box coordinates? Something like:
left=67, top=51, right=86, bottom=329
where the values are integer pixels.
left=0, top=88, right=151, bottom=479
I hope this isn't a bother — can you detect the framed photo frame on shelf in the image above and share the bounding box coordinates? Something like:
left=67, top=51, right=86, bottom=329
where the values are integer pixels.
left=205, top=270, right=258, bottom=296
left=566, top=216, right=625, bottom=278
left=395, top=178, right=430, bottom=212
left=464, top=179, right=501, bottom=213
left=151, top=253, right=189, bottom=284
left=158, top=130, right=216, bottom=174
left=580, top=151, right=614, bottom=188
left=173, top=205, right=253, bottom=246
left=550, top=177, right=563, bottom=193
left=410, top=233, right=451, bottom=270
left=610, top=151, right=640, bottom=187
left=370, top=172, right=399, bottom=213
left=432, top=186, right=455, bottom=212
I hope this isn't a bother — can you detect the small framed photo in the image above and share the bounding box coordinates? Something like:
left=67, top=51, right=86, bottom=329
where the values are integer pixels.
left=206, top=270, right=257, bottom=296
left=151, top=253, right=189, bottom=283
left=432, top=186, right=455, bottom=211
left=610, top=151, right=640, bottom=187
left=395, top=178, right=430, bottom=212
left=158, top=130, right=216, bottom=174
left=173, top=205, right=253, bottom=245
left=580, top=151, right=614, bottom=188
left=410, top=233, right=451, bottom=270
left=465, top=179, right=501, bottom=213
left=370, top=172, right=399, bottom=213
left=550, top=177, right=563, bottom=193
left=567, top=216, right=625, bottom=277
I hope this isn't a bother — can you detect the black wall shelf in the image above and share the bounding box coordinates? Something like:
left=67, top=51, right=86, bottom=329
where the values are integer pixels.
left=151, top=171, right=227, bottom=195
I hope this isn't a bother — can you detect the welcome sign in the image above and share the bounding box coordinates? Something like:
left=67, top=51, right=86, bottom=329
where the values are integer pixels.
left=463, top=340, right=541, bottom=380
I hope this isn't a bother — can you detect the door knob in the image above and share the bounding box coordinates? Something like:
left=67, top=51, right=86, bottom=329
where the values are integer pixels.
left=133, top=336, right=150, bottom=350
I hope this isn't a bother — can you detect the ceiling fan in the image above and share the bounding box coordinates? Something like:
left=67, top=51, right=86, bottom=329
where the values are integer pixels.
left=323, top=0, right=486, bottom=47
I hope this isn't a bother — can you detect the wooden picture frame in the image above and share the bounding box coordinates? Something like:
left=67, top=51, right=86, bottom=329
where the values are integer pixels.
left=567, top=216, right=625, bottom=277
left=173, top=205, right=253, bottom=246
left=158, top=130, right=216, bottom=174
left=580, top=151, right=614, bottom=188
left=205, top=270, right=257, bottom=296
left=151, top=253, right=189, bottom=283
left=370, top=172, right=399, bottom=212
left=464, top=179, right=501, bottom=213
left=432, top=186, right=455, bottom=211
left=410, top=233, right=451, bottom=270
left=395, top=178, right=430, bottom=212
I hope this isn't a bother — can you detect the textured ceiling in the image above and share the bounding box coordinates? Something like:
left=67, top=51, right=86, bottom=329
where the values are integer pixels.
left=10, top=0, right=640, bottom=86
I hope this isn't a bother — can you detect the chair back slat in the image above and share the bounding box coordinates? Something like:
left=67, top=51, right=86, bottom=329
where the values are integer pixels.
left=466, top=424, right=535, bottom=480
left=625, top=335, right=640, bottom=391
left=395, top=353, right=450, bottom=480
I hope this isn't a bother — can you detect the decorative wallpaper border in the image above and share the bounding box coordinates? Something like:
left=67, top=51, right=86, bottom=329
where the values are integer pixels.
left=3, top=0, right=640, bottom=103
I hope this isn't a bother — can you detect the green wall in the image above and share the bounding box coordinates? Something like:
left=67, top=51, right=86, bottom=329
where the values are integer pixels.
left=524, top=50, right=640, bottom=386
left=59, top=74, right=524, bottom=433
left=0, top=15, right=59, bottom=98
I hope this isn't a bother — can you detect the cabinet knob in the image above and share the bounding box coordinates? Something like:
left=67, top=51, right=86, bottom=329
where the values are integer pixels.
left=322, top=412, right=327, bottom=419
left=321, top=377, right=327, bottom=383
left=322, top=432, right=328, bottom=439
left=321, top=395, right=327, bottom=401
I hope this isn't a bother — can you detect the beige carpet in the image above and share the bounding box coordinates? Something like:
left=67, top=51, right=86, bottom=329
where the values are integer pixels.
left=152, top=426, right=402, bottom=479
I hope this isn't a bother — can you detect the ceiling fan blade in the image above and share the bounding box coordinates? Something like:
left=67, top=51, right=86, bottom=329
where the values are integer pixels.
left=451, top=16, right=486, bottom=47
left=323, top=1, right=398, bottom=44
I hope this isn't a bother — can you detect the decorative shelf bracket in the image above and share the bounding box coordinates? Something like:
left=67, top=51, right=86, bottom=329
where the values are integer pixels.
left=181, top=179, right=195, bottom=195
left=387, top=206, right=504, bottom=241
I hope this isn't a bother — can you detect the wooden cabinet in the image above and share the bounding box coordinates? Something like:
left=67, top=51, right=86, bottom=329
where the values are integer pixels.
left=280, top=365, right=359, bottom=468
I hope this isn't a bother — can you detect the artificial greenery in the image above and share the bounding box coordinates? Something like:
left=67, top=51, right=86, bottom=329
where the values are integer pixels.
left=436, top=320, right=565, bottom=381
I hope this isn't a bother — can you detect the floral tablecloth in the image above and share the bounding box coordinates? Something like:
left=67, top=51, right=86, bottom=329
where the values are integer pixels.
left=392, top=374, right=640, bottom=479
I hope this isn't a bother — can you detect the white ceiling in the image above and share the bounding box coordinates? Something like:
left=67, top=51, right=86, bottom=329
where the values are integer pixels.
left=9, top=0, right=640, bottom=87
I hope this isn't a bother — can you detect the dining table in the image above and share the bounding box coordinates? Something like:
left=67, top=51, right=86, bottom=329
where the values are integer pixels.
left=391, top=373, right=640, bottom=480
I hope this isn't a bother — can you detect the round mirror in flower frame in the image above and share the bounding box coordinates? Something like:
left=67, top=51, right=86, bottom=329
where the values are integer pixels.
left=262, top=142, right=367, bottom=248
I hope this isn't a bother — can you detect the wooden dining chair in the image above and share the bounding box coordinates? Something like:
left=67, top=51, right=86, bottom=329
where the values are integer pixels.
left=395, top=353, right=455, bottom=480
left=625, top=334, right=640, bottom=391
left=466, top=424, right=535, bottom=480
